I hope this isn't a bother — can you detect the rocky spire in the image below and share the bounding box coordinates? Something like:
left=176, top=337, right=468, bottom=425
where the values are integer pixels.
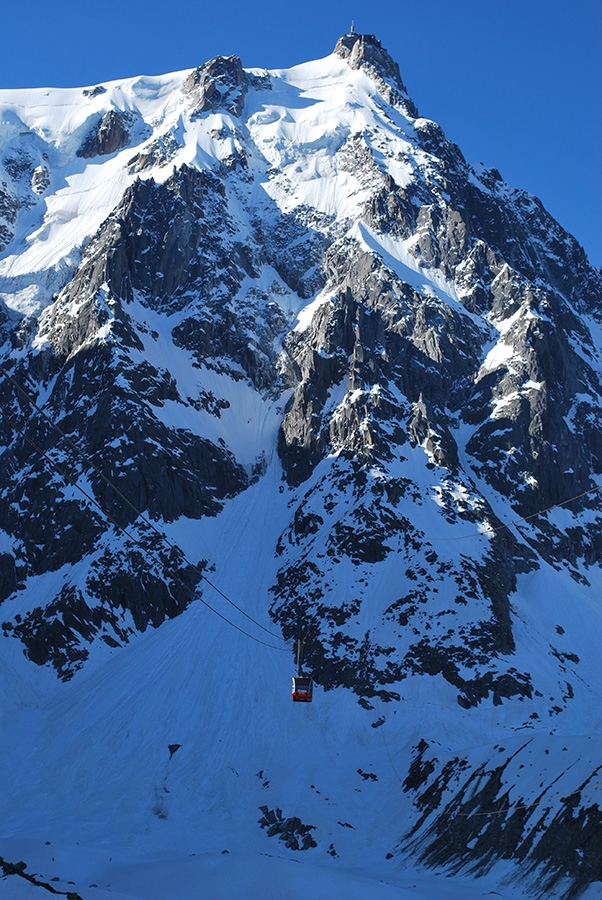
left=334, top=32, right=418, bottom=116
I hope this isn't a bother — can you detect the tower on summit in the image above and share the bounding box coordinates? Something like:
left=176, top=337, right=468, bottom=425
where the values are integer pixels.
left=350, top=20, right=355, bottom=34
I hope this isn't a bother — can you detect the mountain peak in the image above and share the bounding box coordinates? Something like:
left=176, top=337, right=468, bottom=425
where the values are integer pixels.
left=333, top=31, right=416, bottom=115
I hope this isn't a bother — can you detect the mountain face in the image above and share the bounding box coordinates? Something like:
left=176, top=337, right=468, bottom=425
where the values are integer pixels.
left=0, top=32, right=601, bottom=899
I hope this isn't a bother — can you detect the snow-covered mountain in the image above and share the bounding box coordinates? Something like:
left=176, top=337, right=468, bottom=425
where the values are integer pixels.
left=0, top=32, right=601, bottom=899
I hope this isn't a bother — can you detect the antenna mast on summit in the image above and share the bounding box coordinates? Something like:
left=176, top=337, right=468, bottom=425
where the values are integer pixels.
left=350, top=20, right=355, bottom=33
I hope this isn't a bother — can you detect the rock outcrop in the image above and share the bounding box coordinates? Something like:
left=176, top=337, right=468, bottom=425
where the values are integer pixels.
left=77, top=109, right=136, bottom=158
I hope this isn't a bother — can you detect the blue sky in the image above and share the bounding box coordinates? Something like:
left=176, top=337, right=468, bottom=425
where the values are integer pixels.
left=1, top=0, right=600, bottom=266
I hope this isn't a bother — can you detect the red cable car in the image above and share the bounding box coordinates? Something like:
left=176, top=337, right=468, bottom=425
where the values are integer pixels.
left=292, top=675, right=313, bottom=702
left=292, top=638, right=313, bottom=702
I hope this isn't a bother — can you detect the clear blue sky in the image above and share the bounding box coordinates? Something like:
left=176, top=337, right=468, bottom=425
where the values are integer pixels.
left=1, top=0, right=600, bottom=266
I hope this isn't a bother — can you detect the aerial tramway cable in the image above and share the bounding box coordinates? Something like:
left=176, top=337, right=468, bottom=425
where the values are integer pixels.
left=7, top=399, right=599, bottom=816
left=0, top=405, right=287, bottom=651
left=379, top=717, right=602, bottom=818
left=433, top=481, right=602, bottom=544
left=0, top=365, right=284, bottom=641
left=291, top=637, right=313, bottom=701
left=3, top=363, right=601, bottom=659
left=0, top=369, right=288, bottom=652
left=4, top=364, right=600, bottom=559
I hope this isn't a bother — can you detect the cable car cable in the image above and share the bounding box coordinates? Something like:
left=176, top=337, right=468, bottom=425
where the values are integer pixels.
left=0, top=365, right=285, bottom=642
left=4, top=362, right=600, bottom=585
left=0, top=405, right=288, bottom=652
left=5, top=365, right=600, bottom=674
left=431, top=480, right=602, bottom=543
left=379, top=719, right=602, bottom=818
left=11, top=375, right=599, bottom=805
left=452, top=780, right=602, bottom=818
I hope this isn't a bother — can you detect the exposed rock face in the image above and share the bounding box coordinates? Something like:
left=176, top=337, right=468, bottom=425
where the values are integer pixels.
left=1, top=143, right=54, bottom=256
left=258, top=806, right=318, bottom=850
left=0, top=35, right=601, bottom=897
left=0, top=164, right=257, bottom=677
left=334, top=32, right=419, bottom=116
left=0, top=180, right=20, bottom=250
left=182, top=55, right=248, bottom=118
left=402, top=736, right=602, bottom=900
left=127, top=131, right=181, bottom=174
left=335, top=32, right=406, bottom=91
left=30, top=165, right=50, bottom=194
left=82, top=85, right=106, bottom=98
left=77, top=109, right=136, bottom=158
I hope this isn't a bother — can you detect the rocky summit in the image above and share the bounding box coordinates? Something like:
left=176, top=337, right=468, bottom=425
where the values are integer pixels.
left=0, top=32, right=601, bottom=900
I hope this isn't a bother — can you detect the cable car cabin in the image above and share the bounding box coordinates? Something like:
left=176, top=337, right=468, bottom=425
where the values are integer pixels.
left=292, top=676, right=313, bottom=702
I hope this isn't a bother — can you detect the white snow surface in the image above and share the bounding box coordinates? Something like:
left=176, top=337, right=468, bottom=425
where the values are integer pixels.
left=0, top=50, right=421, bottom=316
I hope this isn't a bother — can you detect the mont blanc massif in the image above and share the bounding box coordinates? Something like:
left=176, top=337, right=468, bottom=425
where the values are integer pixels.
left=0, top=31, right=601, bottom=900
